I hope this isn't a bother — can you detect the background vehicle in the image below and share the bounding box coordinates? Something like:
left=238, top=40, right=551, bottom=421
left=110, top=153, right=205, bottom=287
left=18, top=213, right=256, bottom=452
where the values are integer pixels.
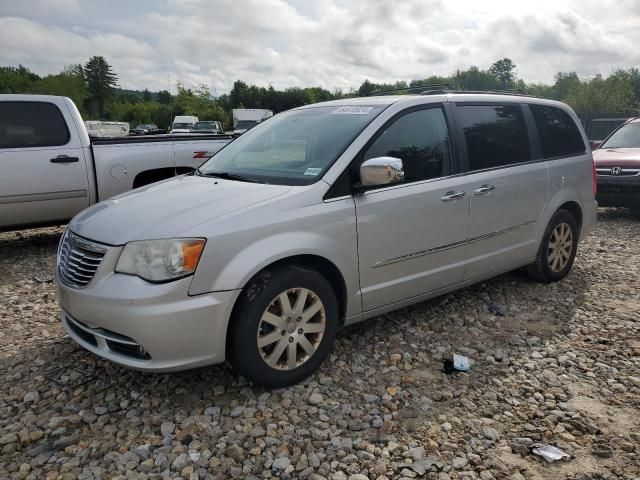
left=190, top=121, right=223, bottom=134
left=0, top=95, right=233, bottom=231
left=232, top=108, right=273, bottom=134
left=593, top=117, right=640, bottom=208
left=56, top=92, right=596, bottom=387
left=85, top=120, right=129, bottom=138
left=171, top=115, right=198, bottom=133
left=130, top=124, right=165, bottom=135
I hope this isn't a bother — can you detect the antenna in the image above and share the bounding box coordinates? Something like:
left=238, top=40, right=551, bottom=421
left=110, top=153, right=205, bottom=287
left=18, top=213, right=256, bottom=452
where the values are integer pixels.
left=168, top=73, right=173, bottom=131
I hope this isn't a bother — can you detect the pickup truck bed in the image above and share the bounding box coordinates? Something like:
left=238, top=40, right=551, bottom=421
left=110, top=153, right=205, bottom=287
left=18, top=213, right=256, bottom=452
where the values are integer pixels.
left=0, top=94, right=232, bottom=231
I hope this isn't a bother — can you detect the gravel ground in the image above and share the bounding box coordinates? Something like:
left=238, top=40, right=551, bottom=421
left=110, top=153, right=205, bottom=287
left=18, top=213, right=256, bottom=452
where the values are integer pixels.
left=1, top=209, right=639, bottom=480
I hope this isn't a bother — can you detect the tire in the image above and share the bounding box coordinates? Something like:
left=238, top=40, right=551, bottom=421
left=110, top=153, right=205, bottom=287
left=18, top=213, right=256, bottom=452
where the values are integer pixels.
left=227, top=265, right=339, bottom=387
left=526, top=209, right=579, bottom=283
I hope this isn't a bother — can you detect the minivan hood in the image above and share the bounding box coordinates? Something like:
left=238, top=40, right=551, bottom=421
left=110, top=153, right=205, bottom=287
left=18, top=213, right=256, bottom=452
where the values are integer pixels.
left=70, top=175, right=291, bottom=245
left=593, top=147, right=640, bottom=167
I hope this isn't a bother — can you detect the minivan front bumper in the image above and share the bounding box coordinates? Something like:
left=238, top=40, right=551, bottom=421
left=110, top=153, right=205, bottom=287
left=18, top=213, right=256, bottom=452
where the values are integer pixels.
left=56, top=271, right=240, bottom=372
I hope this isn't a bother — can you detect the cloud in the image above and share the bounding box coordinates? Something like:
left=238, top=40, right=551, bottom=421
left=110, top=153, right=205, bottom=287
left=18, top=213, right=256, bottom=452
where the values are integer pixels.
left=0, top=0, right=639, bottom=93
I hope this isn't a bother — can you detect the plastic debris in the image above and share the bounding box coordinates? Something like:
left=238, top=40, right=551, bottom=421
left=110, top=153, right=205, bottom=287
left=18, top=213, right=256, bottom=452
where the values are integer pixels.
left=33, top=272, right=53, bottom=283
left=487, top=304, right=505, bottom=316
left=530, top=443, right=570, bottom=462
left=399, top=457, right=444, bottom=474
left=443, top=354, right=470, bottom=373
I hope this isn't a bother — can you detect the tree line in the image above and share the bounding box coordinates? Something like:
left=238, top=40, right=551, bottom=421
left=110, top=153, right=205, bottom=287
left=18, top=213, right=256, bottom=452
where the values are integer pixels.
left=1, top=56, right=638, bottom=130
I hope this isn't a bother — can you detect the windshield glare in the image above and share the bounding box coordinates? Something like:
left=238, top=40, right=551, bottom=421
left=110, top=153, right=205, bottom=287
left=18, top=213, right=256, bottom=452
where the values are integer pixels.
left=199, top=105, right=384, bottom=185
left=602, top=123, right=640, bottom=148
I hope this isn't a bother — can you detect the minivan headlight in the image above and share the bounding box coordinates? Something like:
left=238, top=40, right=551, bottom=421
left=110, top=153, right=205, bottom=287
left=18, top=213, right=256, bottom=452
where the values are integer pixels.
left=115, top=238, right=206, bottom=282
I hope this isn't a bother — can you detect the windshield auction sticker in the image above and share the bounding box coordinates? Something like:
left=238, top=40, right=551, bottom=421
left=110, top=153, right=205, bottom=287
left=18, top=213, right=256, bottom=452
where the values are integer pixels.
left=332, top=106, right=374, bottom=115
left=304, top=167, right=322, bottom=176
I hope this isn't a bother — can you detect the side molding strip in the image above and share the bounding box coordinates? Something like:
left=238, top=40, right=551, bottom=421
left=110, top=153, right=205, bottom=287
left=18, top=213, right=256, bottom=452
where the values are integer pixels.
left=373, top=221, right=536, bottom=268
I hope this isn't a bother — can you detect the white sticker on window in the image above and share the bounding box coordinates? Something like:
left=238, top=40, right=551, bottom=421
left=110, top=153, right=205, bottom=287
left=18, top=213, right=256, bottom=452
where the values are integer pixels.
left=332, top=106, right=374, bottom=115
left=304, top=167, right=322, bottom=176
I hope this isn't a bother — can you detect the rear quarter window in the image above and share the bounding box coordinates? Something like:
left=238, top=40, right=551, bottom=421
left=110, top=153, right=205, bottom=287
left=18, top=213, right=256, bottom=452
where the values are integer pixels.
left=530, top=104, right=585, bottom=158
left=0, top=101, right=71, bottom=148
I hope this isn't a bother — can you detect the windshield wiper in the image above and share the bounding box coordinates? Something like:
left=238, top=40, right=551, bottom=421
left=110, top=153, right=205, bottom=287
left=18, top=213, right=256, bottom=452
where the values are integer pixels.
left=196, top=170, right=264, bottom=183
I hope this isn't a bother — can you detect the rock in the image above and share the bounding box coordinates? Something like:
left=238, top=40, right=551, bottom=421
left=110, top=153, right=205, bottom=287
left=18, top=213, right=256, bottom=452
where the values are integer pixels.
left=308, top=392, right=323, bottom=405
left=160, top=422, right=175, bottom=435
left=452, top=457, right=468, bottom=469
left=23, top=391, right=39, bottom=403
left=273, top=456, right=291, bottom=470
left=0, top=433, right=18, bottom=445
left=481, top=427, right=500, bottom=442
left=225, top=444, right=245, bottom=463
left=172, top=453, right=189, bottom=471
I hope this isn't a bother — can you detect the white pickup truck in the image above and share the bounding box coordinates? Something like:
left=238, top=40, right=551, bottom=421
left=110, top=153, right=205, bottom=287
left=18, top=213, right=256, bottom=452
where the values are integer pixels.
left=0, top=95, right=233, bottom=231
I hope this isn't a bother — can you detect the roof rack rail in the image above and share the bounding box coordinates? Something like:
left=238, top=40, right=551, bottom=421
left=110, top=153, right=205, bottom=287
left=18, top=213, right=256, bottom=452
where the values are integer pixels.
left=366, top=83, right=453, bottom=96
left=420, top=88, right=530, bottom=96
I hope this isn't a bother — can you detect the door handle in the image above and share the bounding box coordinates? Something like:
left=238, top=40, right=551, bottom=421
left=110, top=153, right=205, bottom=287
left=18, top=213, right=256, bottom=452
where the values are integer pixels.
left=50, top=155, right=79, bottom=164
left=440, top=191, right=465, bottom=201
left=473, top=184, right=495, bottom=195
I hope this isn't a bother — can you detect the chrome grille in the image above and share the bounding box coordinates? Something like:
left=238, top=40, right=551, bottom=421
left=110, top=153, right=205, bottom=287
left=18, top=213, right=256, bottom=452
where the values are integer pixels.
left=57, top=230, right=108, bottom=288
left=596, top=168, right=640, bottom=177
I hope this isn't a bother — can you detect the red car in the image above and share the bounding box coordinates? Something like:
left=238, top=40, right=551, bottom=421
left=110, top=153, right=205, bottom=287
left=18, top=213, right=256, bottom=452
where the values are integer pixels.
left=593, top=118, right=640, bottom=208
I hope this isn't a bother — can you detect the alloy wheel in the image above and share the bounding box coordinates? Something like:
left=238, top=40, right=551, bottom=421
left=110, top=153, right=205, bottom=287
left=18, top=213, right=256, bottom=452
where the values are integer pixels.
left=256, top=288, right=326, bottom=370
left=548, top=222, right=573, bottom=272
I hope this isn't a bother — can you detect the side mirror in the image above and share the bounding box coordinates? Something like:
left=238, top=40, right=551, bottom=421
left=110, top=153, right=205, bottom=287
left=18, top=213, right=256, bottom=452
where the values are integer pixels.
left=590, top=140, right=603, bottom=150
left=360, top=156, right=404, bottom=187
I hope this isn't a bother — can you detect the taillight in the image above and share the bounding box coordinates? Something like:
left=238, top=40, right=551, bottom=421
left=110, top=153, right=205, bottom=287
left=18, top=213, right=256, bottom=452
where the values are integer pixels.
left=592, top=159, right=597, bottom=195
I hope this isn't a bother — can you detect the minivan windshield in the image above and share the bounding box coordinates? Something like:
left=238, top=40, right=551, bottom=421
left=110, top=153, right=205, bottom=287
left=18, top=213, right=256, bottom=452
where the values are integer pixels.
left=198, top=105, right=384, bottom=185
left=172, top=123, right=191, bottom=129
left=602, top=123, right=640, bottom=148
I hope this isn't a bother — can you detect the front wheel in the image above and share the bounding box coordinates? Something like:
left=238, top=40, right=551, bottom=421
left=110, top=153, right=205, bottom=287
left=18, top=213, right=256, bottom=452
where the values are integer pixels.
left=228, top=265, right=339, bottom=387
left=526, top=209, right=579, bottom=283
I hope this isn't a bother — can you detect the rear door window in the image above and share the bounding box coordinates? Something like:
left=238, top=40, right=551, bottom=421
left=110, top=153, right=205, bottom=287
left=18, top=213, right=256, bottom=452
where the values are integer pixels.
left=530, top=104, right=585, bottom=157
left=457, top=104, right=531, bottom=171
left=0, top=101, right=70, bottom=148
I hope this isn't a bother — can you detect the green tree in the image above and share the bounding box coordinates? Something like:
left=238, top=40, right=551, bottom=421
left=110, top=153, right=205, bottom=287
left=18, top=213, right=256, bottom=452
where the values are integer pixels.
left=84, top=56, right=118, bottom=118
left=489, top=58, right=516, bottom=88
left=31, top=66, right=88, bottom=114
left=0, top=65, right=40, bottom=93
left=454, top=66, right=501, bottom=91
left=551, top=72, right=580, bottom=100
left=157, top=90, right=171, bottom=105
left=142, top=88, right=152, bottom=102
left=565, top=74, right=636, bottom=118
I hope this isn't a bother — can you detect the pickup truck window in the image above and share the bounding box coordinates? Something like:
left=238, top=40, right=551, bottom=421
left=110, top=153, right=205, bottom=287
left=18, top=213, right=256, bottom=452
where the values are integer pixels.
left=0, top=101, right=70, bottom=149
left=363, top=107, right=451, bottom=183
left=199, top=105, right=384, bottom=185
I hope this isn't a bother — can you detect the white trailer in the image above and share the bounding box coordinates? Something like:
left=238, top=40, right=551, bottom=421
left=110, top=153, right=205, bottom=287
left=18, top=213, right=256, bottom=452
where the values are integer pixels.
left=232, top=109, right=273, bottom=134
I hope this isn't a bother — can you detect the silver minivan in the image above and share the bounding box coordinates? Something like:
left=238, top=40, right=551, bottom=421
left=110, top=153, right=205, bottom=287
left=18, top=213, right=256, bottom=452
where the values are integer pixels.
left=56, top=92, right=597, bottom=387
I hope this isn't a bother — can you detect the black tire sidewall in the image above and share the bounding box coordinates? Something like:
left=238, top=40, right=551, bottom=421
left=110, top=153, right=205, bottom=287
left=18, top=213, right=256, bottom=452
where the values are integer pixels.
left=228, top=265, right=339, bottom=387
left=538, top=210, right=579, bottom=282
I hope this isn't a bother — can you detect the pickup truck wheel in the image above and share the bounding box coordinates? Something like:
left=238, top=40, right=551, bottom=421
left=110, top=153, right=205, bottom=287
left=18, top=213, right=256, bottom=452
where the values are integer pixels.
left=526, top=209, right=579, bottom=283
left=228, top=265, right=339, bottom=387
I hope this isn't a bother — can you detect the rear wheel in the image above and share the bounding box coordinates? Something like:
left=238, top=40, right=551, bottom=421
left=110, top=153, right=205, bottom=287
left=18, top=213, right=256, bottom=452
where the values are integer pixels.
left=228, top=265, right=339, bottom=387
left=526, top=209, right=579, bottom=283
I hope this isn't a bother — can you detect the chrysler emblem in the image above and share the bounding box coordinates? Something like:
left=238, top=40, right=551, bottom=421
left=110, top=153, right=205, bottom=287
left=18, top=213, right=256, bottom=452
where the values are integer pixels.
left=611, top=167, right=622, bottom=175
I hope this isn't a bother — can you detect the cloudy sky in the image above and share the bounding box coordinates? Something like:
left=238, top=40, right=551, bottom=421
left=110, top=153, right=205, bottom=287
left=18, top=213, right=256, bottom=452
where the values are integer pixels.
left=0, top=0, right=638, bottom=94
